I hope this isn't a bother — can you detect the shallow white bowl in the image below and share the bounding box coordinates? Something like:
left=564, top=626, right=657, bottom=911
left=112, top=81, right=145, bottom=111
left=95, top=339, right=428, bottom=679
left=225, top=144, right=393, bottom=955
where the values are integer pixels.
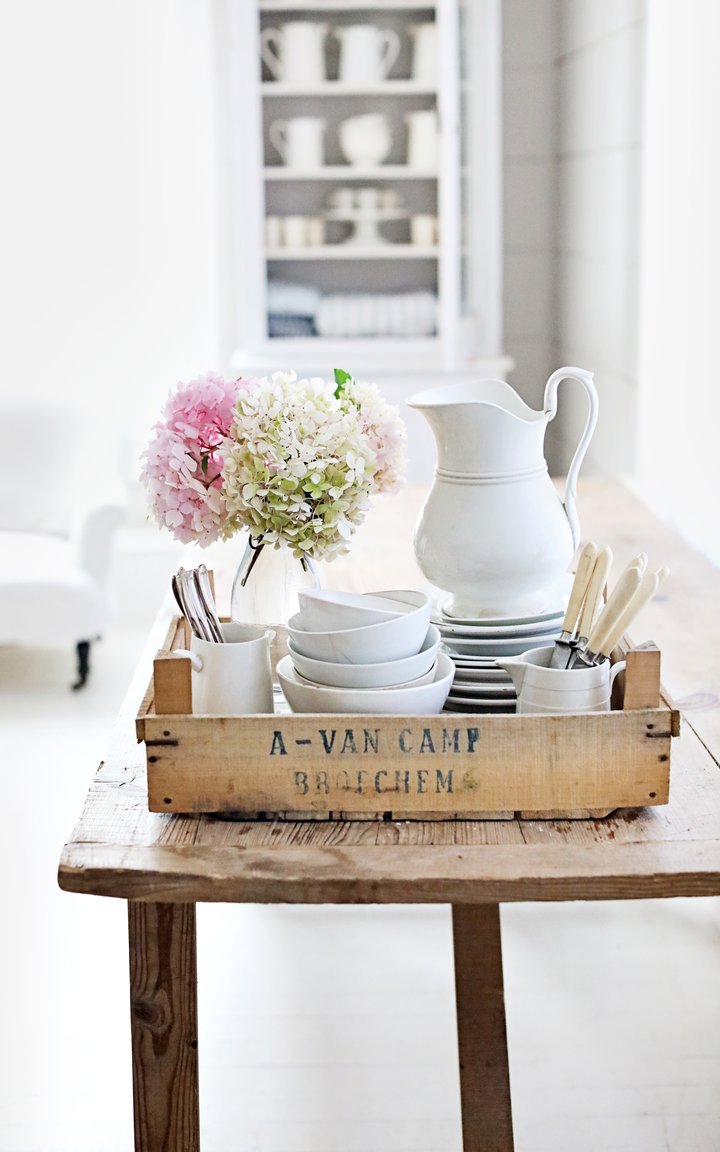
left=295, top=592, right=402, bottom=632
left=294, top=662, right=437, bottom=691
left=288, top=625, right=441, bottom=688
left=277, top=651, right=455, bottom=715
left=287, top=590, right=431, bottom=664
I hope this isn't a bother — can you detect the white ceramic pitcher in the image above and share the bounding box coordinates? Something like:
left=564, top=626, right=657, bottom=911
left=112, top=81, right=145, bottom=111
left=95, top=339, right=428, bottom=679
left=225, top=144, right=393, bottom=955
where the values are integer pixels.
left=410, top=22, right=438, bottom=84
left=334, top=24, right=400, bottom=84
left=407, top=368, right=599, bottom=618
left=260, top=22, right=329, bottom=84
left=405, top=109, right=438, bottom=169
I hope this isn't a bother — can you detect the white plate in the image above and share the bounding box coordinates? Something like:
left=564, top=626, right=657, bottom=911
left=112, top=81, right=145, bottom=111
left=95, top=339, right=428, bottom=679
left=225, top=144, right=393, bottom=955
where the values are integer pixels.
left=441, top=631, right=562, bottom=657
left=439, top=600, right=567, bottom=627
left=451, top=666, right=512, bottom=682
left=433, top=614, right=563, bottom=638
left=451, top=681, right=516, bottom=698
left=444, top=697, right=517, bottom=713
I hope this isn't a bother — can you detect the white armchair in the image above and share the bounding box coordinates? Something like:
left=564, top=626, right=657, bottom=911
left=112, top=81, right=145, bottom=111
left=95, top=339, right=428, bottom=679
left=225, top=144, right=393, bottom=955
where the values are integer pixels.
left=0, top=403, right=126, bottom=687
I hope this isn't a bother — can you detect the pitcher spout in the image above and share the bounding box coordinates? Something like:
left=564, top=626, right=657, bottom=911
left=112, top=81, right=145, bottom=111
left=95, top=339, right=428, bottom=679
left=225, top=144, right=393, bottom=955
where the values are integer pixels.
left=495, top=655, right=527, bottom=694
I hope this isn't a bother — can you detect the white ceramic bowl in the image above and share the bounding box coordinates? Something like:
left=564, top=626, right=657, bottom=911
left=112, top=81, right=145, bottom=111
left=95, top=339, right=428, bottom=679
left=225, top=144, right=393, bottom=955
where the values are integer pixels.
left=287, top=590, right=431, bottom=664
left=287, top=625, right=441, bottom=688
left=277, top=651, right=455, bottom=714
left=295, top=591, right=403, bottom=632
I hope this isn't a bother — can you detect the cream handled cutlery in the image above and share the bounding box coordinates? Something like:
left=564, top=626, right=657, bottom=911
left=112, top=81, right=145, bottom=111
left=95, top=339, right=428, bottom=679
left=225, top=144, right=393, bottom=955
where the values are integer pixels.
left=573, top=545, right=612, bottom=652
left=569, top=565, right=668, bottom=668
left=548, top=541, right=597, bottom=667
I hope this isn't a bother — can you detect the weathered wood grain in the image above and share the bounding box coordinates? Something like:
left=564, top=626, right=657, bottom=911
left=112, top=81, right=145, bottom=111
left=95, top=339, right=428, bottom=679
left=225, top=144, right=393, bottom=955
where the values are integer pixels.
left=452, top=905, right=514, bottom=1151
left=128, top=901, right=199, bottom=1152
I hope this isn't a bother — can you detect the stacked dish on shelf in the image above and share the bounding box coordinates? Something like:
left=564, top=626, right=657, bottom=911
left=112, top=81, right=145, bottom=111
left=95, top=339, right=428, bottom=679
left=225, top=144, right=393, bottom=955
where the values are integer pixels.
left=432, top=602, right=565, bottom=714
left=277, top=589, right=454, bottom=714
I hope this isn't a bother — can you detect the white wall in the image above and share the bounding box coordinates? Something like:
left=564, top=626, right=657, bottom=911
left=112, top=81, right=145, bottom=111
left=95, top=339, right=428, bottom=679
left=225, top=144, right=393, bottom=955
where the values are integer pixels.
left=0, top=0, right=220, bottom=493
left=553, top=0, right=646, bottom=477
left=635, top=1, right=720, bottom=567
left=501, top=0, right=559, bottom=418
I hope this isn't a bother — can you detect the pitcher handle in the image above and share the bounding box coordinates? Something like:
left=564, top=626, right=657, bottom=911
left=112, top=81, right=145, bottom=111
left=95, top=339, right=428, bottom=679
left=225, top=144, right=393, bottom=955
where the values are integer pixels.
left=543, top=366, right=598, bottom=550
left=260, top=28, right=283, bottom=79
left=381, top=29, right=401, bottom=76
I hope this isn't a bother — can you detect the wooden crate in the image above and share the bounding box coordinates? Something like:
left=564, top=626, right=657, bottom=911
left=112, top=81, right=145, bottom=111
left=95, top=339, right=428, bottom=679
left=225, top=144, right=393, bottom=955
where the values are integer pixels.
left=135, top=616, right=680, bottom=821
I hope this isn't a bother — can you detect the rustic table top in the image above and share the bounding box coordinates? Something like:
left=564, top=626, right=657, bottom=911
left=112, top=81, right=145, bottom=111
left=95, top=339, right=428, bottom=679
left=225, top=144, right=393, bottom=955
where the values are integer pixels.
left=58, top=480, right=720, bottom=904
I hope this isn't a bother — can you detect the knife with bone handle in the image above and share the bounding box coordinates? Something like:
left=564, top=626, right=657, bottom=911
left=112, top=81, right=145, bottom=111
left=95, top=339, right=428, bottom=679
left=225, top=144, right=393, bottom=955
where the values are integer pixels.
left=569, top=552, right=647, bottom=666
left=571, top=544, right=612, bottom=655
left=548, top=541, right=598, bottom=667
left=569, top=567, right=668, bottom=668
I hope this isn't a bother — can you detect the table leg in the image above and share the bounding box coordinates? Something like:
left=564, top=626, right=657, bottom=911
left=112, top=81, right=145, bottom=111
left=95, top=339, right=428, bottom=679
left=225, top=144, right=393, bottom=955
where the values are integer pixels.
left=452, top=904, right=514, bottom=1152
left=128, top=901, right=200, bottom=1152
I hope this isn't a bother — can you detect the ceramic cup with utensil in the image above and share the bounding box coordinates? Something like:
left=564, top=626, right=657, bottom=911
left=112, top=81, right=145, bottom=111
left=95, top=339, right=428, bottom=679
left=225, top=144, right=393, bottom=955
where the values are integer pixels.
left=173, top=622, right=275, bottom=714
left=498, top=645, right=626, bottom=715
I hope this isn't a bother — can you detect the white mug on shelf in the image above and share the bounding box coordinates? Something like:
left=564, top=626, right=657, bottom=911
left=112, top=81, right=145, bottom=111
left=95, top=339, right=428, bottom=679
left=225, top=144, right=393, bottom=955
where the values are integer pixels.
left=265, top=215, right=282, bottom=247
left=282, top=215, right=309, bottom=248
left=410, top=22, right=438, bottom=85
left=338, top=113, right=392, bottom=167
left=269, top=116, right=326, bottom=169
left=405, top=108, right=439, bottom=169
left=306, top=217, right=325, bottom=246
left=327, top=186, right=355, bottom=211
left=173, top=622, right=275, bottom=715
left=410, top=213, right=437, bottom=246
left=260, top=22, right=329, bottom=85
left=333, top=24, right=401, bottom=85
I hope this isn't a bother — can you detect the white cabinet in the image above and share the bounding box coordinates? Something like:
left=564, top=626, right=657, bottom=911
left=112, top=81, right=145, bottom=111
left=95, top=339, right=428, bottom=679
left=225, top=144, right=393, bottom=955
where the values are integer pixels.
left=215, top=0, right=507, bottom=380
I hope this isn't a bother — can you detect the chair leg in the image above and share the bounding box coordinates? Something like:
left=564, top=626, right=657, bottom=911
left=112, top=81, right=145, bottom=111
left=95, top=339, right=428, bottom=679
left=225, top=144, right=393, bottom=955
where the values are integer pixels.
left=72, top=640, right=91, bottom=690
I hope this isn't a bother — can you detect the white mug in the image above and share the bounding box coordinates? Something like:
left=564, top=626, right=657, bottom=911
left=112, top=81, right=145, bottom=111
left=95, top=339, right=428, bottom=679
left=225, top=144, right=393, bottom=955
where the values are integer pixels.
left=306, top=216, right=324, bottom=246
left=405, top=109, right=439, bottom=169
left=497, top=645, right=627, bottom=716
left=174, top=622, right=275, bottom=715
left=338, top=113, right=392, bottom=167
left=410, top=213, right=437, bottom=246
left=410, top=22, right=438, bottom=85
left=260, top=22, right=329, bottom=84
left=269, top=117, right=326, bottom=168
left=327, top=186, right=355, bottom=211
left=265, top=215, right=282, bottom=247
left=334, top=24, right=401, bottom=85
left=282, top=215, right=309, bottom=247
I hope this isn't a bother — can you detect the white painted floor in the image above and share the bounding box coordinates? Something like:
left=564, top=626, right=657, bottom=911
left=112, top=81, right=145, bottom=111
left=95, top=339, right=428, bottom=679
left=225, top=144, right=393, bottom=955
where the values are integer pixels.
left=1, top=629, right=719, bottom=1152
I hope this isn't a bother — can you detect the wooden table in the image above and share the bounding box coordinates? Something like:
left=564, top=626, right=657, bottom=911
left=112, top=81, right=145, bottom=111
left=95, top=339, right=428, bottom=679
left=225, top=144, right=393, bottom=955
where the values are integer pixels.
left=58, top=480, right=720, bottom=1152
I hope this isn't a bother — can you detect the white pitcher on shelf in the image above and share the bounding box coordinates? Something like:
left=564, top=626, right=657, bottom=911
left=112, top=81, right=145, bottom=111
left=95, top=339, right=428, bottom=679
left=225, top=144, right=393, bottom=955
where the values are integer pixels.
left=269, top=116, right=326, bottom=169
left=333, top=24, right=401, bottom=85
left=260, top=21, right=329, bottom=85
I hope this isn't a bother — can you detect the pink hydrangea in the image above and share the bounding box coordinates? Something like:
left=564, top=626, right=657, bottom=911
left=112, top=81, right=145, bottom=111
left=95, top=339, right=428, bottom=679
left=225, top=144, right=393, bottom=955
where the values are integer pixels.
left=140, top=372, right=250, bottom=545
left=343, top=377, right=407, bottom=493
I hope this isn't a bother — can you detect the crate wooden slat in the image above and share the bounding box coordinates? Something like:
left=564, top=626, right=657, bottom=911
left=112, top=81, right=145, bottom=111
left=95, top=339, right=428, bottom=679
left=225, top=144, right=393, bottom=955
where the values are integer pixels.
left=136, top=616, right=679, bottom=821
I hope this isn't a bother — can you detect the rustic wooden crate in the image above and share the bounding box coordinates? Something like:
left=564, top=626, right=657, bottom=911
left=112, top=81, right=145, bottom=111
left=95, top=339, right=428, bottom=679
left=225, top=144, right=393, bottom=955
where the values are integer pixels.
left=135, top=615, right=680, bottom=821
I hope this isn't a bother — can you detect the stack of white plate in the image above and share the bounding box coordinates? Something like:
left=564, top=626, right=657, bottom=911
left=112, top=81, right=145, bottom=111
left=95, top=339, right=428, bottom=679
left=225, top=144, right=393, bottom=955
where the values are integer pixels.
left=432, top=605, right=565, bottom=713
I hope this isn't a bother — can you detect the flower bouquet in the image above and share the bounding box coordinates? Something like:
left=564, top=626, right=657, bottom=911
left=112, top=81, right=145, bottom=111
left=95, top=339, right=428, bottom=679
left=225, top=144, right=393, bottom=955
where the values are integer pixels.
left=141, top=368, right=407, bottom=618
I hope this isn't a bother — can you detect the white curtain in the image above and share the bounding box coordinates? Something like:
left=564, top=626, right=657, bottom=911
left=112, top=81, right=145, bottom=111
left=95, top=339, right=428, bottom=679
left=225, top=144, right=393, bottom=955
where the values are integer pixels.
left=636, top=0, right=720, bottom=566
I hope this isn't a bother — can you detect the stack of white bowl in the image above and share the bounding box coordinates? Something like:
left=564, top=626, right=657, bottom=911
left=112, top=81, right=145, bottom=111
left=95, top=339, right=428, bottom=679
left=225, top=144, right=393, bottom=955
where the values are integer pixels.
left=277, top=589, right=455, bottom=714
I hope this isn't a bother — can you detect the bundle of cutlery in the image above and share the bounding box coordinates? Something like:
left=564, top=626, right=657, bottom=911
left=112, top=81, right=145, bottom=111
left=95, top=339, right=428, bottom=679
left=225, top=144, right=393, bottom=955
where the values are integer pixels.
left=171, top=565, right=224, bottom=643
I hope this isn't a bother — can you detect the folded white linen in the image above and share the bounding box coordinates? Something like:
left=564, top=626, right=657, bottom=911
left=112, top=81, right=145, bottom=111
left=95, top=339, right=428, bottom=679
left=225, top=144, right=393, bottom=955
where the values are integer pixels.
left=316, top=291, right=437, bottom=337
left=266, top=280, right=321, bottom=317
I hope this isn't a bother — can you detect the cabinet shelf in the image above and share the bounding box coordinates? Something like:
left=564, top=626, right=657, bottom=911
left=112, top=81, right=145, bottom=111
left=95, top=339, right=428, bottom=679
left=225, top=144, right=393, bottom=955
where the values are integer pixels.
left=264, top=165, right=437, bottom=180
left=261, top=81, right=437, bottom=96
left=267, top=245, right=438, bottom=260
left=259, top=0, right=436, bottom=9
